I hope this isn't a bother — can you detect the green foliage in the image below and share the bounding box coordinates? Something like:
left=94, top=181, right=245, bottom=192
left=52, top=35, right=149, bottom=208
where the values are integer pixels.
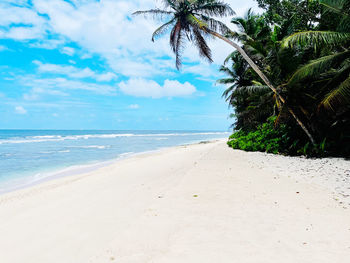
left=227, top=118, right=340, bottom=157
left=281, top=1, right=350, bottom=110
left=227, top=117, right=290, bottom=154
left=256, top=0, right=321, bottom=32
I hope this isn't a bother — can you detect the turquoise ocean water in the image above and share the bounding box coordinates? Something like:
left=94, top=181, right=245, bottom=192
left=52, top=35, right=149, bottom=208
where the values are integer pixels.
left=0, top=130, right=229, bottom=193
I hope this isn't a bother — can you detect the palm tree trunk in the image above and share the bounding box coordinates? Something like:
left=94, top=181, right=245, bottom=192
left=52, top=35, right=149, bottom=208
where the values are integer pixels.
left=205, top=28, right=316, bottom=145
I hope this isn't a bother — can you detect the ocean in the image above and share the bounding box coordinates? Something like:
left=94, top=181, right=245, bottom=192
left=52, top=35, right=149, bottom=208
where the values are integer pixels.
left=0, top=130, right=229, bottom=193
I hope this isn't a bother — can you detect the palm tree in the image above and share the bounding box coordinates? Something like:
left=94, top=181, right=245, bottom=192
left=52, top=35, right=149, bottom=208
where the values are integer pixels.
left=229, top=8, right=272, bottom=60
left=134, top=0, right=316, bottom=144
left=217, top=51, right=273, bottom=130
left=218, top=52, right=252, bottom=105
left=282, top=0, right=350, bottom=110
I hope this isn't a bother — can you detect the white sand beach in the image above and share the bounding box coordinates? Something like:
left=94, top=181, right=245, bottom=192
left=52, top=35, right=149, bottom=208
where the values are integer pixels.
left=0, top=140, right=349, bottom=263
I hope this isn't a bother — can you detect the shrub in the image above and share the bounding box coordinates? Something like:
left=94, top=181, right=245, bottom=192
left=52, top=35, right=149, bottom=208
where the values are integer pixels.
left=227, top=117, right=337, bottom=157
left=227, top=117, right=290, bottom=154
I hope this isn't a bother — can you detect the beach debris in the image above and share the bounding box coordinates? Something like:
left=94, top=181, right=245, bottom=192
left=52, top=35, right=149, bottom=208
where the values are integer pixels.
left=193, top=195, right=198, bottom=197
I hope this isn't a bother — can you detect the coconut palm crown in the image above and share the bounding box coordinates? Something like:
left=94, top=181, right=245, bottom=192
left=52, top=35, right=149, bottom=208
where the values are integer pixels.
left=133, top=0, right=235, bottom=69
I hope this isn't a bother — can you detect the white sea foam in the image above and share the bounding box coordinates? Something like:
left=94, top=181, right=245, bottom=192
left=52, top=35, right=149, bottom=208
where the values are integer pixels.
left=70, top=145, right=110, bottom=149
left=32, top=135, right=62, bottom=139
left=0, top=132, right=229, bottom=145
left=119, top=152, right=134, bottom=158
left=40, top=150, right=71, bottom=154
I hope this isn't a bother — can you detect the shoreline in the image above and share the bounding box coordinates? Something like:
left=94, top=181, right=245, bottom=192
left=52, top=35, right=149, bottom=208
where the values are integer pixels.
left=0, top=138, right=226, bottom=196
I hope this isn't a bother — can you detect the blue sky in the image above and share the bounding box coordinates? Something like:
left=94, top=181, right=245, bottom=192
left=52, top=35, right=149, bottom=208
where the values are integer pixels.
left=0, top=0, right=258, bottom=130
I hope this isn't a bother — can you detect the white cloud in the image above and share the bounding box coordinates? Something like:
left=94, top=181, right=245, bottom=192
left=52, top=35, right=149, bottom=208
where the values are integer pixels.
left=61, top=46, right=75, bottom=56
left=15, top=106, right=27, bottom=114
left=29, top=38, right=66, bottom=49
left=33, top=60, right=117, bottom=81
left=23, top=86, right=68, bottom=101
left=0, top=26, right=44, bottom=40
left=20, top=76, right=117, bottom=98
left=0, top=3, right=44, bottom=27
left=119, top=79, right=197, bottom=98
left=81, top=53, right=93, bottom=59
left=96, top=72, right=117, bottom=82
left=128, top=104, right=140, bottom=109
left=31, top=0, right=172, bottom=77
left=0, top=2, right=48, bottom=40
left=183, top=63, right=225, bottom=81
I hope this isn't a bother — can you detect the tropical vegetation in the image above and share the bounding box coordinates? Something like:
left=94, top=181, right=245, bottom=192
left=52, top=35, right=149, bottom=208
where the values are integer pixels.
left=135, top=0, right=350, bottom=157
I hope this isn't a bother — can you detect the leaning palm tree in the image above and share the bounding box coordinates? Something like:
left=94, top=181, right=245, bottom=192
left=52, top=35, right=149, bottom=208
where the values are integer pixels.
left=133, top=0, right=315, bottom=144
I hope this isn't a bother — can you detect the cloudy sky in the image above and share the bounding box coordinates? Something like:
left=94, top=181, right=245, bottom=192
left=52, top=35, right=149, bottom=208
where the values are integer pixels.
left=0, top=0, right=259, bottom=130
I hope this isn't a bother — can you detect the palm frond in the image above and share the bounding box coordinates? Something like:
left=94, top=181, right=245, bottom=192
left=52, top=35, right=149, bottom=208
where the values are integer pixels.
left=234, top=85, right=270, bottom=96
left=192, top=1, right=235, bottom=17
left=198, top=15, right=231, bottom=35
left=218, top=65, right=236, bottom=77
left=337, top=16, right=350, bottom=32
left=132, top=9, right=173, bottom=19
left=318, top=63, right=350, bottom=97
left=170, top=20, right=181, bottom=52
left=216, top=78, right=236, bottom=85
left=322, top=74, right=350, bottom=109
left=224, top=52, right=235, bottom=65
left=222, top=85, right=236, bottom=99
left=161, top=0, right=177, bottom=9
left=320, top=0, right=349, bottom=15
left=192, top=25, right=213, bottom=63
left=186, top=13, right=208, bottom=29
left=282, top=31, right=350, bottom=50
left=288, top=50, right=350, bottom=85
left=152, top=18, right=176, bottom=42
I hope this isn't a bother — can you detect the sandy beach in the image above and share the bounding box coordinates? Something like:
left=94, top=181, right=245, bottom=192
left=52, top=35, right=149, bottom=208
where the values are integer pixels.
left=0, top=139, right=349, bottom=263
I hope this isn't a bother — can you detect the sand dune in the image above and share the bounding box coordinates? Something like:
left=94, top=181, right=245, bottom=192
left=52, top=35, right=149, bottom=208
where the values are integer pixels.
left=0, top=140, right=349, bottom=262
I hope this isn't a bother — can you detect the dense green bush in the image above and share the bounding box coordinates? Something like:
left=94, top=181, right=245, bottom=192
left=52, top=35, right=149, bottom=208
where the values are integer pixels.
left=227, top=116, right=342, bottom=157
left=227, top=117, right=290, bottom=154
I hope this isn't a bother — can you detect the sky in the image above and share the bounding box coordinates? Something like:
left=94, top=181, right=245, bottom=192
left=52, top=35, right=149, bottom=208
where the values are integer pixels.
left=0, top=0, right=259, bottom=130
